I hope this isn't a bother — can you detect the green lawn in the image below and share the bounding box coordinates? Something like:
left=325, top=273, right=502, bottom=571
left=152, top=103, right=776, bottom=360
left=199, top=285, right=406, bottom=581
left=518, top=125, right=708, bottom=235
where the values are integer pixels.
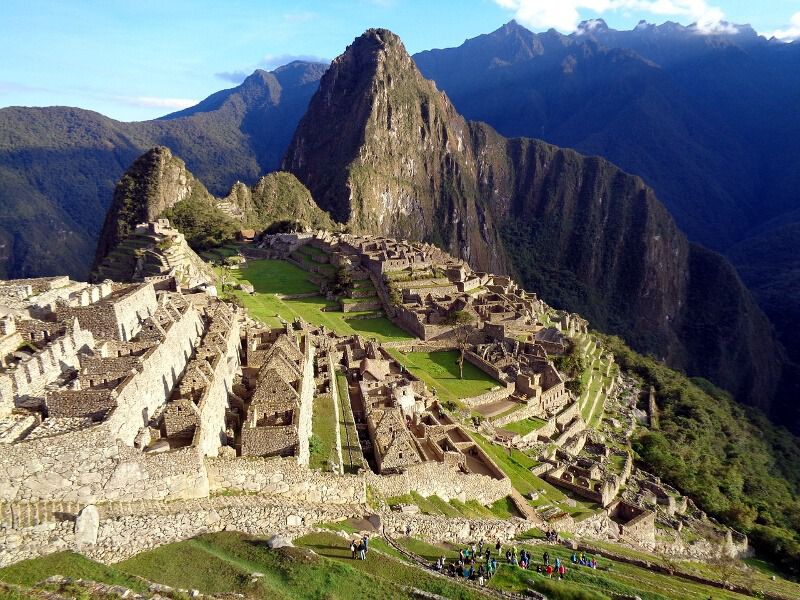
left=502, top=417, right=547, bottom=436
left=0, top=552, right=146, bottom=592
left=309, top=394, right=338, bottom=471
left=115, top=531, right=417, bottom=599
left=227, top=259, right=412, bottom=342
left=467, top=430, right=565, bottom=504
left=388, top=350, right=501, bottom=403
left=295, top=532, right=489, bottom=599
left=336, top=370, right=364, bottom=474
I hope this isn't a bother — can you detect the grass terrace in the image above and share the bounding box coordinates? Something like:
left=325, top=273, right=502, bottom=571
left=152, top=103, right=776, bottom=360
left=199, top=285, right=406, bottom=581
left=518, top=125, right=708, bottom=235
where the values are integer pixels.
left=336, top=370, right=364, bottom=474
left=226, top=259, right=412, bottom=342
left=502, top=417, right=547, bottom=437
left=309, top=394, right=338, bottom=471
left=387, top=350, right=501, bottom=404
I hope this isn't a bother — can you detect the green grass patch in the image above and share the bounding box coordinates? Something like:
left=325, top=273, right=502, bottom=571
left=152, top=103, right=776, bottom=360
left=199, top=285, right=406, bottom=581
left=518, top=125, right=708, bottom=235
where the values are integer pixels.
left=295, top=531, right=488, bottom=599
left=229, top=260, right=411, bottom=341
left=502, top=417, right=547, bottom=436
left=309, top=394, right=338, bottom=471
left=0, top=552, right=146, bottom=592
left=427, top=494, right=464, bottom=517
left=396, top=537, right=459, bottom=562
left=467, top=430, right=565, bottom=503
left=118, top=531, right=413, bottom=599
left=336, top=370, right=364, bottom=474
left=489, top=496, right=524, bottom=519
left=388, top=350, right=501, bottom=403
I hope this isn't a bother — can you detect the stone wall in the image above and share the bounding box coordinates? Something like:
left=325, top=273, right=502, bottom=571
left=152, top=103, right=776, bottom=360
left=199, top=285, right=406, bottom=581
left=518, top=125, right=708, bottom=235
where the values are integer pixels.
left=0, top=423, right=208, bottom=504
left=0, top=497, right=362, bottom=567
left=327, top=351, right=345, bottom=474
left=205, top=456, right=366, bottom=504
left=193, top=314, right=241, bottom=457
left=382, top=512, right=528, bottom=544
left=296, top=340, right=315, bottom=466
left=461, top=385, right=514, bottom=408
left=57, top=284, right=157, bottom=342
left=465, top=351, right=505, bottom=382
left=0, top=322, right=95, bottom=409
left=104, top=304, right=203, bottom=445
left=366, top=462, right=512, bottom=505
left=0, top=376, right=13, bottom=418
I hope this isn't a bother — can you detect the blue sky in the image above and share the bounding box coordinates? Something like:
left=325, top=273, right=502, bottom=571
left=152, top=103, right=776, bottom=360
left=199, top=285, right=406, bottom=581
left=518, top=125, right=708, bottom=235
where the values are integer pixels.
left=2, top=0, right=799, bottom=121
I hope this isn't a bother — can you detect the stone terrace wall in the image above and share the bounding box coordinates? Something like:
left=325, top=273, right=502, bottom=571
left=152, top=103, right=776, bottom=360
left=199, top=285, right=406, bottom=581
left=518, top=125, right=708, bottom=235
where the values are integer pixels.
left=0, top=424, right=207, bottom=504
left=104, top=305, right=203, bottom=445
left=461, top=386, right=514, bottom=408
left=0, top=497, right=363, bottom=567
left=465, top=351, right=505, bottom=382
left=295, top=340, right=315, bottom=467
left=206, top=456, right=366, bottom=504
left=382, top=512, right=528, bottom=544
left=366, top=462, right=512, bottom=505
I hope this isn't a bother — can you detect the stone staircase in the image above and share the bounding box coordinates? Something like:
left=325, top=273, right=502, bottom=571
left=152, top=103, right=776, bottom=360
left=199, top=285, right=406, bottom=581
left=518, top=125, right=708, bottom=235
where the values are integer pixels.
left=508, top=489, right=546, bottom=525
left=215, top=200, right=243, bottom=221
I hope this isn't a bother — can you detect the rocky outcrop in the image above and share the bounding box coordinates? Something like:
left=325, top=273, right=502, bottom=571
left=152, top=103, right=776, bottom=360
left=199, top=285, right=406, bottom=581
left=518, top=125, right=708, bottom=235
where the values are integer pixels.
left=93, top=147, right=214, bottom=268
left=284, top=28, right=784, bottom=411
left=222, top=171, right=336, bottom=232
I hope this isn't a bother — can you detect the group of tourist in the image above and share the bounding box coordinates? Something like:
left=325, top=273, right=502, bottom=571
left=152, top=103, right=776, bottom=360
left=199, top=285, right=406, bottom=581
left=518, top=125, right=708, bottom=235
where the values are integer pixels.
left=433, top=539, right=499, bottom=586
left=349, top=534, right=370, bottom=560
left=427, top=536, right=600, bottom=587
left=571, top=551, right=598, bottom=569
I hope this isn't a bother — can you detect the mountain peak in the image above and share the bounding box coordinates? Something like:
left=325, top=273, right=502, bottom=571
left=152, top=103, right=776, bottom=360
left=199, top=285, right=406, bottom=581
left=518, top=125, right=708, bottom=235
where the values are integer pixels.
left=577, top=18, right=609, bottom=33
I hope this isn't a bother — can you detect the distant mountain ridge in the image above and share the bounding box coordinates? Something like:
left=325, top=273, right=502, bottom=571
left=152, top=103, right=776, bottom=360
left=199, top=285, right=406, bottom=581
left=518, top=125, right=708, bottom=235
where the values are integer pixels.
left=412, top=19, right=800, bottom=379
left=283, top=28, right=785, bottom=419
left=0, top=61, right=326, bottom=280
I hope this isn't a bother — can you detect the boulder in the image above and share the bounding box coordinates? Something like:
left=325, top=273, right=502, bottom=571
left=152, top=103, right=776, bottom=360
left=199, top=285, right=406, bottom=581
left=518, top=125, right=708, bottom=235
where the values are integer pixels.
left=267, top=535, right=294, bottom=549
left=74, top=505, right=100, bottom=546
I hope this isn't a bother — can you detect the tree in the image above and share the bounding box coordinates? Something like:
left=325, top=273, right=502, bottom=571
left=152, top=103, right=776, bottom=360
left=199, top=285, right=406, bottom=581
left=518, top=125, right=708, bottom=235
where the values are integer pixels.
left=444, top=310, right=475, bottom=379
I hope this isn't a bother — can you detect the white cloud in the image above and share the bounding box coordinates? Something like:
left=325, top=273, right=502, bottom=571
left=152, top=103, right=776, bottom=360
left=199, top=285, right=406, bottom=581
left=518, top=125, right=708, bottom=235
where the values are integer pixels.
left=494, top=0, right=734, bottom=34
left=259, top=54, right=328, bottom=70
left=119, top=96, right=198, bottom=109
left=769, top=12, right=800, bottom=42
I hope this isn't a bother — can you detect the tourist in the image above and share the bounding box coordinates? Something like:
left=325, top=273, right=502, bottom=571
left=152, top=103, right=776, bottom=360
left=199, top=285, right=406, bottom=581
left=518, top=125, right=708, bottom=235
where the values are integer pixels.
left=591, top=557, right=597, bottom=569
left=546, top=564, right=554, bottom=578
left=478, top=539, right=484, bottom=555
left=478, top=573, right=485, bottom=586
left=543, top=550, right=550, bottom=566
left=350, top=539, right=357, bottom=559
left=555, top=556, right=561, bottom=570
left=505, top=549, right=512, bottom=563
left=485, top=547, right=491, bottom=561
left=496, top=539, right=502, bottom=553
left=558, top=564, right=566, bottom=580
left=571, top=552, right=578, bottom=564
left=359, top=540, right=366, bottom=561
left=405, top=523, right=412, bottom=537
left=362, top=534, right=369, bottom=556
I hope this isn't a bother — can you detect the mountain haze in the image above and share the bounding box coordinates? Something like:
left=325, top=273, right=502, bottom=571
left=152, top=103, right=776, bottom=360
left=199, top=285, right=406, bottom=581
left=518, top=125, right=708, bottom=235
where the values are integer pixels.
left=283, top=28, right=784, bottom=418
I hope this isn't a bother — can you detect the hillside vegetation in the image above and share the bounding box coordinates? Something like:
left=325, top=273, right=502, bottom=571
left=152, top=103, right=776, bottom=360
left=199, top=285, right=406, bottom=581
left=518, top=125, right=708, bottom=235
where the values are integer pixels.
left=602, top=335, right=800, bottom=576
